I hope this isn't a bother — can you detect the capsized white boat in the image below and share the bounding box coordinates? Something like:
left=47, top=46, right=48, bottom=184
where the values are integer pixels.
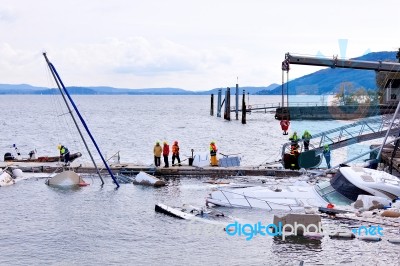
left=133, top=171, right=166, bottom=187
left=0, top=167, right=24, bottom=187
left=206, top=167, right=400, bottom=211
left=46, top=170, right=88, bottom=188
left=155, top=203, right=231, bottom=223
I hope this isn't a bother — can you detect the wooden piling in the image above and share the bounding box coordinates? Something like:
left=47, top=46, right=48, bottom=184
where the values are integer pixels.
left=210, top=94, right=214, bottom=116
left=242, top=90, right=246, bottom=124
left=217, top=89, right=222, bottom=117
left=225, top=87, right=231, bottom=121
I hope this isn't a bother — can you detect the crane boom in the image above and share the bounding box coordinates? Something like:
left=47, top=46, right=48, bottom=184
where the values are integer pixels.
left=284, top=53, right=400, bottom=72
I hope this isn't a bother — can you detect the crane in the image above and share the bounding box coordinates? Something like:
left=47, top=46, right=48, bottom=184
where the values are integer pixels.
left=283, top=53, right=400, bottom=72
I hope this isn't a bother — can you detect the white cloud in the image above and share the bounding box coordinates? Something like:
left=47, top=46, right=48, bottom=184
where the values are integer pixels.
left=0, top=0, right=399, bottom=90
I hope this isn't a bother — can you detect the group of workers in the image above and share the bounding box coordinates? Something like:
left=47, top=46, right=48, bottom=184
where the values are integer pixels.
left=57, top=140, right=218, bottom=169
left=153, top=141, right=181, bottom=168
left=153, top=141, right=219, bottom=167
left=288, top=130, right=331, bottom=169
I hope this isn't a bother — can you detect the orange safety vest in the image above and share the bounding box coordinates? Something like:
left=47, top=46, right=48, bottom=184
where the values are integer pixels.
left=210, top=143, right=217, bottom=156
left=172, top=144, right=179, bottom=155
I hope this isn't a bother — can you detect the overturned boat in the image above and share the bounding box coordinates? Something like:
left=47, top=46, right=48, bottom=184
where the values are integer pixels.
left=0, top=167, right=24, bottom=187
left=46, top=170, right=88, bottom=188
left=206, top=166, right=400, bottom=210
left=133, top=171, right=166, bottom=187
left=155, top=203, right=228, bottom=221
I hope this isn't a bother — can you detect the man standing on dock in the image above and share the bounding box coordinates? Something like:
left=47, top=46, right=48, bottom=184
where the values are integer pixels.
left=302, top=130, right=312, bottom=151
left=323, top=144, right=331, bottom=169
left=153, top=142, right=162, bottom=167
left=289, top=131, right=299, bottom=152
left=210, top=141, right=218, bottom=166
left=163, top=141, right=170, bottom=168
left=172, top=141, right=181, bottom=166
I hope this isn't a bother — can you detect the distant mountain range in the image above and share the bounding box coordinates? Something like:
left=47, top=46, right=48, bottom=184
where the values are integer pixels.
left=257, top=51, right=398, bottom=95
left=0, top=83, right=279, bottom=95
left=0, top=51, right=397, bottom=95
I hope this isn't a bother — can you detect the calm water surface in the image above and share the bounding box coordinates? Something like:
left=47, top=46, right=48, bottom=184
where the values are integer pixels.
left=1, top=95, right=399, bottom=265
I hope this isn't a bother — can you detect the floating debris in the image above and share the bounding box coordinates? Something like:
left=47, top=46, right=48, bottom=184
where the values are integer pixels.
left=46, top=170, right=88, bottom=188
left=133, top=171, right=166, bottom=187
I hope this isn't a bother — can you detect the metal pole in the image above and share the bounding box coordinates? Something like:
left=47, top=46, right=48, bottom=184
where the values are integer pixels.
left=235, top=83, right=239, bottom=120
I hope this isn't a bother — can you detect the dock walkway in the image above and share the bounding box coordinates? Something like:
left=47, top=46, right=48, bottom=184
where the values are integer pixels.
left=0, top=161, right=303, bottom=178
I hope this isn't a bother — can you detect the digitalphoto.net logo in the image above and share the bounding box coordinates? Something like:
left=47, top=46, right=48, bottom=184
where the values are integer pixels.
left=224, top=221, right=384, bottom=241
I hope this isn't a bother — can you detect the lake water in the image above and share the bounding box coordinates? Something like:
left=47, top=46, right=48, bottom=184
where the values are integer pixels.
left=1, top=95, right=399, bottom=265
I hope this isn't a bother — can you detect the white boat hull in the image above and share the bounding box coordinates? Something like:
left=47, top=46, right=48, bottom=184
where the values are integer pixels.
left=207, top=167, right=400, bottom=211
left=133, top=171, right=166, bottom=187
left=46, top=170, right=87, bottom=187
left=207, top=184, right=327, bottom=210
left=0, top=171, right=14, bottom=187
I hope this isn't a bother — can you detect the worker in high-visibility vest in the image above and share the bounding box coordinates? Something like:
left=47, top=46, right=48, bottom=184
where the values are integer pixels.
left=289, top=131, right=299, bottom=152
left=172, top=141, right=181, bottom=166
left=323, top=144, right=331, bottom=169
left=58, top=144, right=70, bottom=166
left=302, top=130, right=312, bottom=151
left=210, top=141, right=218, bottom=166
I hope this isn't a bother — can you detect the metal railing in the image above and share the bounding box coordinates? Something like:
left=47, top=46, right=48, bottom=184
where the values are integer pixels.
left=217, top=189, right=305, bottom=211
left=282, top=111, right=400, bottom=158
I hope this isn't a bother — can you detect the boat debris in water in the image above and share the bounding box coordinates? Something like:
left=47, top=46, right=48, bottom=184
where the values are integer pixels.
left=46, top=170, right=88, bottom=188
left=155, top=203, right=228, bottom=221
left=0, top=167, right=24, bottom=187
left=206, top=166, right=400, bottom=210
left=133, top=171, right=166, bottom=187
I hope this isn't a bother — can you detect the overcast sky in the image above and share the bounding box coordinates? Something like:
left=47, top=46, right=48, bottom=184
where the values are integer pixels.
left=1, top=0, right=398, bottom=91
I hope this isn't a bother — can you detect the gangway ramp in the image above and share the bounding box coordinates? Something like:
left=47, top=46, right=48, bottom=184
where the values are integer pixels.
left=281, top=114, right=400, bottom=159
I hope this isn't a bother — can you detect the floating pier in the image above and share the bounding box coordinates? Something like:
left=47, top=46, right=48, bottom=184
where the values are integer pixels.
left=0, top=162, right=303, bottom=178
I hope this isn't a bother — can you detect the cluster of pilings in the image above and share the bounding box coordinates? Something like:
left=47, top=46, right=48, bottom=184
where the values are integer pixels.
left=210, top=84, right=247, bottom=124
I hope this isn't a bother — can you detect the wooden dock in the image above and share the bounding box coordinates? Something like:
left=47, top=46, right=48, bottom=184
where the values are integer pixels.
left=0, top=161, right=303, bottom=178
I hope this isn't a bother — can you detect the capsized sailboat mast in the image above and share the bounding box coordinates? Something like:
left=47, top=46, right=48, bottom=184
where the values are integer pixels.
left=43, top=53, right=120, bottom=188
left=42, top=53, right=104, bottom=185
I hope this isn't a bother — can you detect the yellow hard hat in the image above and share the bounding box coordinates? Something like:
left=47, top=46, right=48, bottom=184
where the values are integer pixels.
left=57, top=145, right=61, bottom=150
